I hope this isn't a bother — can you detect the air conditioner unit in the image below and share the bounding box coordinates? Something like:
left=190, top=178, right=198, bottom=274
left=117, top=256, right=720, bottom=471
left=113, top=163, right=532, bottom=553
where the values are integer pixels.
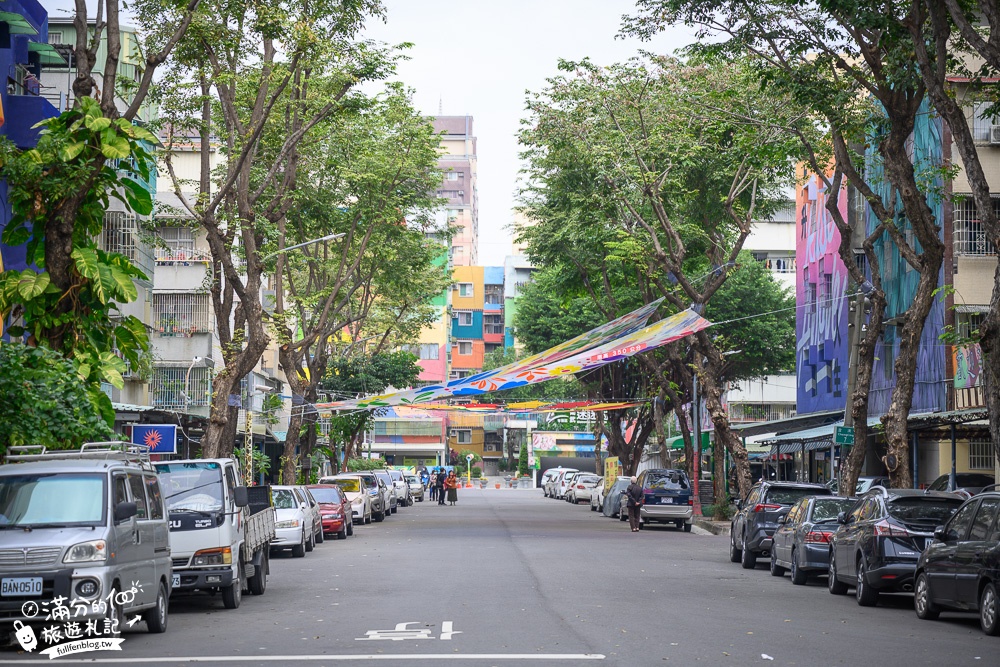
left=991, top=125, right=1000, bottom=145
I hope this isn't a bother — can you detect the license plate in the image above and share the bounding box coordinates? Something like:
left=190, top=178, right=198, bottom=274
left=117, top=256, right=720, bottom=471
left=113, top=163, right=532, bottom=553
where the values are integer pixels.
left=1, top=577, right=43, bottom=597
left=171, top=574, right=180, bottom=588
left=661, top=497, right=673, bottom=504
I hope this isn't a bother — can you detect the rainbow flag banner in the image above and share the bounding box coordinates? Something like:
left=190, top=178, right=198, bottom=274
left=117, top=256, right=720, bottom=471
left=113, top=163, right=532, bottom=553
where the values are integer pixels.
left=316, top=304, right=711, bottom=411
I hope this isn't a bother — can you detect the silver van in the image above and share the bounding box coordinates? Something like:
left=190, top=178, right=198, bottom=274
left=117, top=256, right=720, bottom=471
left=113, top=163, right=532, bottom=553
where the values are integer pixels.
left=0, top=443, right=172, bottom=638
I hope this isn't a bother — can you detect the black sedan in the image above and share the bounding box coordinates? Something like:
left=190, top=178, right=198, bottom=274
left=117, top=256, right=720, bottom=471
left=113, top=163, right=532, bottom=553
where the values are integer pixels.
left=770, top=495, right=857, bottom=584
left=914, top=490, right=1000, bottom=635
left=828, top=487, right=963, bottom=606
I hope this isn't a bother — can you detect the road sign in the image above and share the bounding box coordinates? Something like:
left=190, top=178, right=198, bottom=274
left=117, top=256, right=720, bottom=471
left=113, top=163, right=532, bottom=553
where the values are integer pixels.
left=834, top=426, right=855, bottom=447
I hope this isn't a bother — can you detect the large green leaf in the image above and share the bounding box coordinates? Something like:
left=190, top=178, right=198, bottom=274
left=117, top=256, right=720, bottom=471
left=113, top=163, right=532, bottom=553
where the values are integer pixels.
left=94, top=264, right=115, bottom=305
left=71, top=247, right=101, bottom=281
left=85, top=116, right=112, bottom=132
left=109, top=265, right=138, bottom=301
left=100, top=130, right=131, bottom=160
left=60, top=140, right=87, bottom=161
left=121, top=178, right=153, bottom=216
left=17, top=270, right=50, bottom=299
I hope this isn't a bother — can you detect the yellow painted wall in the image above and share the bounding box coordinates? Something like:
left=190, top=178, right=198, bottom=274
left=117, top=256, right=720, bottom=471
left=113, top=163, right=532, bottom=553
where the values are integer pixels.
left=452, top=266, right=484, bottom=310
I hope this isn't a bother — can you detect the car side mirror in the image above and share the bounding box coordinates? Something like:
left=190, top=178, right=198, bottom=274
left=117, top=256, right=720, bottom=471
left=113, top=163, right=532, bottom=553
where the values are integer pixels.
left=114, top=501, right=137, bottom=523
left=300, top=502, right=308, bottom=510
left=837, top=511, right=849, bottom=524
left=233, top=486, right=249, bottom=508
left=933, top=526, right=946, bottom=542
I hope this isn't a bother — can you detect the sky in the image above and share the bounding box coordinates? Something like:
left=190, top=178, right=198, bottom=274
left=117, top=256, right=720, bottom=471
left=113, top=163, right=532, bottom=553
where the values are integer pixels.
left=362, top=1, right=696, bottom=266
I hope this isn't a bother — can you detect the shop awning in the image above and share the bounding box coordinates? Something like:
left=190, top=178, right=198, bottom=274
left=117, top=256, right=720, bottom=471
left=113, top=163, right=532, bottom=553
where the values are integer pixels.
left=0, top=11, right=38, bottom=35
left=28, top=41, right=65, bottom=65
left=666, top=432, right=711, bottom=451
left=729, top=410, right=843, bottom=438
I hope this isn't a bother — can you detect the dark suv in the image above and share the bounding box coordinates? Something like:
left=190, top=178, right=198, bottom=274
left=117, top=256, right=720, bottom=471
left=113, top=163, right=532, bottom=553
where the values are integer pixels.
left=914, top=491, right=1000, bottom=635
left=828, top=487, right=963, bottom=606
left=730, top=481, right=832, bottom=569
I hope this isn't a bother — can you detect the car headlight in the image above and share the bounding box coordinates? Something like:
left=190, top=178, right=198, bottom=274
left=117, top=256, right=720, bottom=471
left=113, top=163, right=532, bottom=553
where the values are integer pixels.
left=64, top=540, right=108, bottom=564
left=275, top=519, right=301, bottom=529
left=352, top=496, right=365, bottom=505
left=322, top=513, right=342, bottom=520
left=192, top=547, right=232, bottom=566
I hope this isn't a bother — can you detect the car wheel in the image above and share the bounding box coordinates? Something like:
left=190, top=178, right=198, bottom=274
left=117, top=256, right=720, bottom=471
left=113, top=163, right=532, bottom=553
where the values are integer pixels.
left=729, top=533, right=742, bottom=563
left=292, top=532, right=306, bottom=558
left=619, top=506, right=627, bottom=521
left=316, top=527, right=324, bottom=544
left=248, top=550, right=267, bottom=596
left=790, top=548, right=807, bottom=586
left=391, top=503, right=397, bottom=515
left=675, top=520, right=684, bottom=531
left=856, top=558, right=879, bottom=607
left=374, top=507, right=385, bottom=522
left=770, top=550, right=786, bottom=577
left=222, top=563, right=243, bottom=609
left=740, top=534, right=756, bottom=570
left=828, top=552, right=848, bottom=595
left=346, top=520, right=354, bottom=537
left=981, top=582, right=1000, bottom=636
left=914, top=572, right=939, bottom=620
left=364, top=509, right=372, bottom=524
left=683, top=522, right=692, bottom=533
left=305, top=532, right=314, bottom=553
left=143, top=581, right=169, bottom=633
left=337, top=523, right=348, bottom=540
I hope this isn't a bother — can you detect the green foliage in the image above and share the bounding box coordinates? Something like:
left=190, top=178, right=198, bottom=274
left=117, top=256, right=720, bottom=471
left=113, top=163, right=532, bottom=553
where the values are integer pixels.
left=454, top=449, right=482, bottom=475
left=234, top=446, right=272, bottom=477
left=704, top=502, right=735, bottom=522
left=346, top=457, right=388, bottom=472
left=0, top=98, right=154, bottom=425
left=0, top=344, right=117, bottom=456
left=321, top=351, right=422, bottom=397
left=518, top=443, right=530, bottom=476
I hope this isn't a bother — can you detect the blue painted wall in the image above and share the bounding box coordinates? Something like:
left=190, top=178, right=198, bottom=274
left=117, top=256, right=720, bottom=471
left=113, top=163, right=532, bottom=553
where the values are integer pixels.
left=452, top=310, right=483, bottom=339
left=484, top=266, right=504, bottom=285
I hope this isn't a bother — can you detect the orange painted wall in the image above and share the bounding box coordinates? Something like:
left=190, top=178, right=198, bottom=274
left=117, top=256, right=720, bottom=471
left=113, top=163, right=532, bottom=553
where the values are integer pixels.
left=451, top=339, right=485, bottom=369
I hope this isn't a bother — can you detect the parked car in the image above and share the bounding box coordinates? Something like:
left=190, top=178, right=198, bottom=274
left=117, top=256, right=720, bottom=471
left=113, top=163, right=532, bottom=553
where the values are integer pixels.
left=770, top=495, right=857, bottom=584
left=633, top=468, right=694, bottom=531
left=357, top=472, right=391, bottom=521
left=372, top=470, right=399, bottom=514
left=556, top=470, right=582, bottom=500
left=913, top=490, right=1000, bottom=635
left=828, top=487, right=964, bottom=606
left=0, top=444, right=172, bottom=634
left=296, top=485, right=324, bottom=548
left=306, top=484, right=353, bottom=539
left=271, top=486, right=312, bottom=557
left=543, top=468, right=577, bottom=498
left=406, top=475, right=425, bottom=502
left=320, top=475, right=373, bottom=525
left=603, top=477, right=632, bottom=518
left=590, top=478, right=606, bottom=511
left=730, top=481, right=833, bottom=569
left=927, top=472, right=996, bottom=497
left=387, top=469, right=412, bottom=507
left=829, top=476, right=891, bottom=495
left=566, top=474, right=601, bottom=504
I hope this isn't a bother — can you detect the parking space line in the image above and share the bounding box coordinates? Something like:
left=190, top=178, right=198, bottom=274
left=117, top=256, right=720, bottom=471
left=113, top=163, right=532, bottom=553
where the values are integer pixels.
left=2, top=653, right=606, bottom=663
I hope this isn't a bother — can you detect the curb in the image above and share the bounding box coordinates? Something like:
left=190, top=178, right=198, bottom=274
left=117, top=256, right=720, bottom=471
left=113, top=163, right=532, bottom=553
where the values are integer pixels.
left=693, top=519, right=731, bottom=536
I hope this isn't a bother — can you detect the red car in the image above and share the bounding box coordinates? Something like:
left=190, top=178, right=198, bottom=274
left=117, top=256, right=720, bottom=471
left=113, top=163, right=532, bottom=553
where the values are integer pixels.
left=307, top=484, right=354, bottom=539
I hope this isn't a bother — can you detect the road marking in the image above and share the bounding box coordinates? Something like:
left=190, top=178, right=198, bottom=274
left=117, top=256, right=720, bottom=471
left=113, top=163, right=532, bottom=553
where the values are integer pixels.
left=0, top=653, right=606, bottom=663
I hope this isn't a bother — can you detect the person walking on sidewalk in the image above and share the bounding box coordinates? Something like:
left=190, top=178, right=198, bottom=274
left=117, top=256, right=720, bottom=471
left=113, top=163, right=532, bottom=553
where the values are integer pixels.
left=625, top=475, right=643, bottom=532
left=436, top=469, right=447, bottom=505
left=445, top=471, right=460, bottom=505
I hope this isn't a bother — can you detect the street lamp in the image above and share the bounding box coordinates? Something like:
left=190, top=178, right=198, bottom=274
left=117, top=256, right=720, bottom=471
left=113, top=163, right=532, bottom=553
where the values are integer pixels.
left=262, top=232, right=345, bottom=261
left=184, top=356, right=215, bottom=412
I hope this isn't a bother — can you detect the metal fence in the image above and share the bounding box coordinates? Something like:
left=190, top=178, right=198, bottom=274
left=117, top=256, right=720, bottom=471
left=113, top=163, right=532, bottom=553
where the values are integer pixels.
left=953, top=197, right=999, bottom=256
left=100, top=211, right=156, bottom=281
left=151, top=366, right=212, bottom=410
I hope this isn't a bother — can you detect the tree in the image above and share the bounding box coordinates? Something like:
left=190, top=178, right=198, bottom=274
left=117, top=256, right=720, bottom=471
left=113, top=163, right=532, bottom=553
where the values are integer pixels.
left=625, top=0, right=954, bottom=491
left=319, top=351, right=422, bottom=469
left=158, top=0, right=395, bottom=457
left=0, top=344, right=116, bottom=456
left=519, top=55, right=804, bottom=497
left=272, top=86, right=444, bottom=483
left=517, top=440, right=529, bottom=476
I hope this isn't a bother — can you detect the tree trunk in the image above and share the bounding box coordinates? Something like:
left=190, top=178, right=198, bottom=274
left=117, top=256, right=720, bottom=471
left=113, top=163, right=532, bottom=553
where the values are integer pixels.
left=840, top=295, right=885, bottom=496
left=278, top=345, right=308, bottom=485
left=699, top=370, right=751, bottom=499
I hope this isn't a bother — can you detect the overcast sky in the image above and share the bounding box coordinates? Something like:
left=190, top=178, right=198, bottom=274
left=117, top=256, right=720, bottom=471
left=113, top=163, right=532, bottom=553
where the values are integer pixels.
left=363, top=1, right=695, bottom=265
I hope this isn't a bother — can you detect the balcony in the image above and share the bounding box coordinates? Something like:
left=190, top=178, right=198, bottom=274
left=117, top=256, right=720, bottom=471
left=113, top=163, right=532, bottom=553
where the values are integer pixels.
left=153, top=293, right=212, bottom=336
left=151, top=365, right=212, bottom=410
left=3, top=84, right=58, bottom=149
left=99, top=211, right=155, bottom=283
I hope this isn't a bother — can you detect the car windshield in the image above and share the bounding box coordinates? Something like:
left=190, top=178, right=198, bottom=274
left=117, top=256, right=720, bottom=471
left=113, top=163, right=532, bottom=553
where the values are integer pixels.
left=646, top=471, right=689, bottom=490
left=0, top=474, right=107, bottom=527
left=331, top=478, right=361, bottom=493
left=406, top=476, right=420, bottom=484
left=374, top=472, right=391, bottom=484
left=155, top=462, right=224, bottom=512
left=308, top=488, right=341, bottom=504
left=272, top=488, right=298, bottom=509
left=957, top=474, right=994, bottom=486
left=888, top=497, right=962, bottom=523
left=361, top=476, right=378, bottom=490
left=811, top=498, right=856, bottom=522
left=765, top=488, right=825, bottom=506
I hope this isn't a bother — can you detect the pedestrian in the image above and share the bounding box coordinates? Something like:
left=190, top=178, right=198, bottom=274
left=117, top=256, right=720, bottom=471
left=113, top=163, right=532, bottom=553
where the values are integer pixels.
left=445, top=470, right=459, bottom=505
left=436, top=468, right=447, bottom=505
left=625, top=475, right=643, bottom=532
left=428, top=469, right=438, bottom=502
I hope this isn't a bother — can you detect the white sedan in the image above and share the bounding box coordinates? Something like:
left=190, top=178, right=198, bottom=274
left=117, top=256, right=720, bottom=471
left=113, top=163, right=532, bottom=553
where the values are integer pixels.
left=270, top=486, right=311, bottom=557
left=320, top=475, right=373, bottom=525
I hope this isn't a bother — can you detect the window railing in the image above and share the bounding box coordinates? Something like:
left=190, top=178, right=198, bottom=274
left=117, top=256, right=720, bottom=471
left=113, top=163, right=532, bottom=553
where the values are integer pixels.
left=953, top=198, right=1000, bottom=256
left=153, top=293, right=212, bottom=335
left=99, top=211, right=155, bottom=280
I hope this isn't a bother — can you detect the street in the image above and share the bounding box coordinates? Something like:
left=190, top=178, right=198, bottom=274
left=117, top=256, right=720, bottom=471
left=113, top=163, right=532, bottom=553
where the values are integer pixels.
left=5, top=488, right=994, bottom=666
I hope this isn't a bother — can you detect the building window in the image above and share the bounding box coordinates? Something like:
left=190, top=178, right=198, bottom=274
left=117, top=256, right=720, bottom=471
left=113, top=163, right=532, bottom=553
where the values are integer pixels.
left=48, top=32, right=62, bottom=44
left=455, top=311, right=473, bottom=327
left=457, top=283, right=474, bottom=297
left=970, top=438, right=994, bottom=470
left=446, top=172, right=462, bottom=181
left=485, top=284, right=503, bottom=304
left=153, top=292, right=212, bottom=334
left=457, top=341, right=473, bottom=355
left=485, top=343, right=501, bottom=355
left=971, top=102, right=1000, bottom=143
left=101, top=211, right=154, bottom=279
left=151, top=366, right=212, bottom=409
left=454, top=429, right=472, bottom=445
left=449, top=370, right=471, bottom=381
left=484, top=314, right=503, bottom=335
left=446, top=208, right=461, bottom=220
left=953, top=197, right=1000, bottom=256
left=420, top=344, right=439, bottom=360
left=956, top=312, right=986, bottom=340
left=156, top=225, right=199, bottom=261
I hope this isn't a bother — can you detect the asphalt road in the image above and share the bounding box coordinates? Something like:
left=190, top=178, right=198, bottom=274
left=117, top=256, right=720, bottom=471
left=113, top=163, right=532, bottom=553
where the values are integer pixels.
left=5, top=488, right=995, bottom=666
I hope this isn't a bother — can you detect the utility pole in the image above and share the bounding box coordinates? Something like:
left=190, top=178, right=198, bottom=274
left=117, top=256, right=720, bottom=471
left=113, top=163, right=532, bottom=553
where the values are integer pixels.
left=839, top=292, right=867, bottom=489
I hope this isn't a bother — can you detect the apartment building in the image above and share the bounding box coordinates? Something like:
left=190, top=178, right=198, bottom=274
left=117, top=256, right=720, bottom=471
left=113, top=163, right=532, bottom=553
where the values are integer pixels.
left=433, top=116, right=478, bottom=267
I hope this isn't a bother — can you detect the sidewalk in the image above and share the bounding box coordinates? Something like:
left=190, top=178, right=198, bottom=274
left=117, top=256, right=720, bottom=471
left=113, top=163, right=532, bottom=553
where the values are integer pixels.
left=693, top=518, right=730, bottom=535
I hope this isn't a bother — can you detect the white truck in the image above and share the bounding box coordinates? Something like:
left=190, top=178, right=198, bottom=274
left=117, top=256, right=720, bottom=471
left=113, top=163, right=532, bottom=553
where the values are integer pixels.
left=153, top=458, right=274, bottom=609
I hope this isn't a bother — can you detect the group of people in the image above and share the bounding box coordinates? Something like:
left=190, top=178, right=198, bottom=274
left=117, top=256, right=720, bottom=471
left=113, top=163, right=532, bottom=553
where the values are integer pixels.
left=423, top=468, right=460, bottom=506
